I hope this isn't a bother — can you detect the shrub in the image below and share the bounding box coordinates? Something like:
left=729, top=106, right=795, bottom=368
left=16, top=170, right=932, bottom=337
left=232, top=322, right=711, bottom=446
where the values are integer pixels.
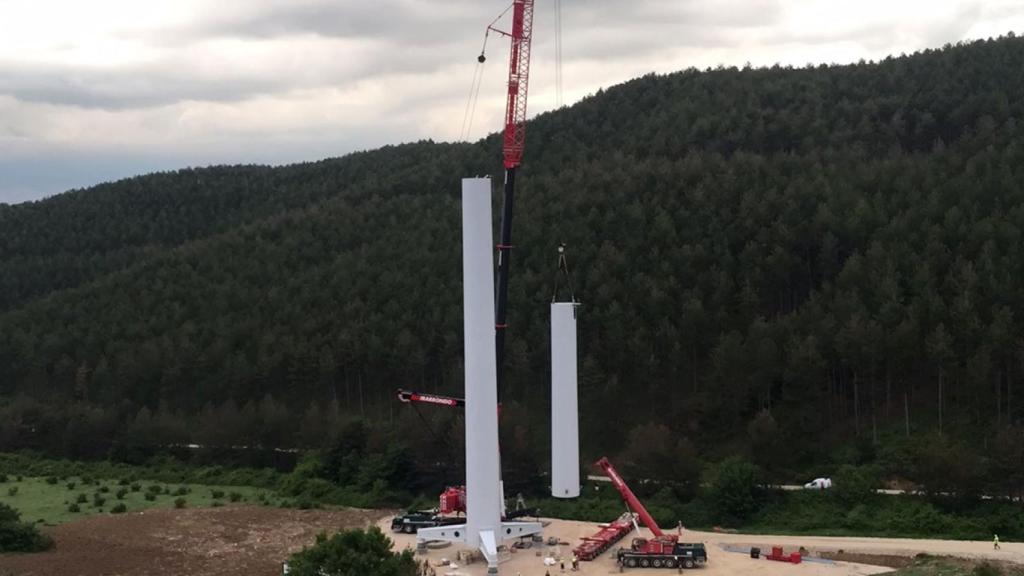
left=93, top=496, right=107, bottom=508
left=76, top=493, right=88, bottom=504
left=98, top=486, right=110, bottom=494
left=130, top=483, right=141, bottom=492
left=174, top=498, right=187, bottom=509
left=210, top=489, right=225, bottom=499
left=229, top=492, right=243, bottom=503
left=45, top=477, right=59, bottom=485
left=7, top=487, right=18, bottom=497
left=66, top=482, right=76, bottom=490
left=709, top=457, right=763, bottom=524
left=0, top=503, right=54, bottom=553
left=174, top=487, right=188, bottom=496
left=15, top=476, right=23, bottom=482
left=116, top=488, right=128, bottom=500
left=212, top=501, right=224, bottom=508
left=117, top=478, right=130, bottom=486
left=144, top=492, right=157, bottom=502
left=833, top=465, right=879, bottom=506
left=286, top=527, right=415, bottom=576
left=68, top=503, right=81, bottom=513
left=111, top=503, right=128, bottom=514
left=0, top=474, right=7, bottom=483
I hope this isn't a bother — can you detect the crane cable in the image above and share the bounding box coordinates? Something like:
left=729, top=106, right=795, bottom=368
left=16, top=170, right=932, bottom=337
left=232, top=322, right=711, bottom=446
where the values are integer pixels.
left=554, top=0, right=563, bottom=108
left=460, top=52, right=486, bottom=141
left=460, top=3, right=516, bottom=142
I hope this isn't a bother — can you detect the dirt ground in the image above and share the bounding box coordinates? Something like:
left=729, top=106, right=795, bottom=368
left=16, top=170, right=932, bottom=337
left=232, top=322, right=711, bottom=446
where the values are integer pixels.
left=0, top=505, right=381, bottom=576
left=383, top=516, right=1024, bottom=576
left=4, top=507, right=1023, bottom=576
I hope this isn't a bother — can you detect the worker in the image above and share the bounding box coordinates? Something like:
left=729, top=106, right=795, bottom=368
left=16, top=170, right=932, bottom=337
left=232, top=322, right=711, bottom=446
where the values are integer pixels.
left=561, top=561, right=566, bottom=573
left=994, top=534, right=1001, bottom=550
left=572, top=555, right=579, bottom=571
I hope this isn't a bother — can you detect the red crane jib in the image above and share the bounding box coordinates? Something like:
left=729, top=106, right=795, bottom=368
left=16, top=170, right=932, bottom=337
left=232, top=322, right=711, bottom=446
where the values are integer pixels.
left=501, top=0, right=534, bottom=169
left=596, top=457, right=668, bottom=540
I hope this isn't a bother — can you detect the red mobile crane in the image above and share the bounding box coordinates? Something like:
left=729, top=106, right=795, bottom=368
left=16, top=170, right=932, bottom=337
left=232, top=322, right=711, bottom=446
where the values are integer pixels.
left=575, top=458, right=708, bottom=569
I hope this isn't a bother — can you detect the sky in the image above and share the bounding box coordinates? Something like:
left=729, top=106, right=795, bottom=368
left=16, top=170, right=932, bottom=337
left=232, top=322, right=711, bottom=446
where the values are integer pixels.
left=1, top=0, right=1023, bottom=203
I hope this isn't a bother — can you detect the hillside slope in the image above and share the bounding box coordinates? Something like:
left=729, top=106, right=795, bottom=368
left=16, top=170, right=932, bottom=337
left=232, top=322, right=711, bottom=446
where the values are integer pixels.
left=2, top=36, right=1024, bottom=478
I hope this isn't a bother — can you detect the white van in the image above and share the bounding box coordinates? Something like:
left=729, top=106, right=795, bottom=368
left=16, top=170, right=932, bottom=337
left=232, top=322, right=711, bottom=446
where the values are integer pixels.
left=803, top=477, right=832, bottom=489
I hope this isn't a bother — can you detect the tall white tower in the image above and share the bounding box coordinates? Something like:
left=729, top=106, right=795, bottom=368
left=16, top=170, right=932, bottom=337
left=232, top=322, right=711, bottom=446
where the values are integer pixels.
left=417, top=177, right=542, bottom=574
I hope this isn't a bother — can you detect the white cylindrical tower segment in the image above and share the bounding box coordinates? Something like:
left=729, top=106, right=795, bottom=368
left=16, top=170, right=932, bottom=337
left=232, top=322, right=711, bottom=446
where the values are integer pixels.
left=461, top=177, right=501, bottom=545
left=551, top=301, right=580, bottom=498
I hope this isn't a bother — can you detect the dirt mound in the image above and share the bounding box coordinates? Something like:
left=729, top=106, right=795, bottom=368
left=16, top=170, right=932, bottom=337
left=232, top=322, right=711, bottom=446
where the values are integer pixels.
left=0, top=505, right=383, bottom=576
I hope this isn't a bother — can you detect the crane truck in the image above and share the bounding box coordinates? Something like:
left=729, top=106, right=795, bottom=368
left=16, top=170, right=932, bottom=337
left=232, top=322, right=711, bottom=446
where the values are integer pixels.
left=597, top=457, right=708, bottom=569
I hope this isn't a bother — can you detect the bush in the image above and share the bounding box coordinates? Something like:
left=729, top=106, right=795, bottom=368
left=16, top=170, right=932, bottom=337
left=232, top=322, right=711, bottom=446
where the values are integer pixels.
left=7, top=487, right=18, bottom=497
left=143, top=492, right=157, bottom=501
left=174, top=487, right=189, bottom=496
left=212, top=501, right=224, bottom=507
left=116, top=488, right=128, bottom=500
left=0, top=503, right=54, bottom=553
left=146, top=485, right=162, bottom=494
left=93, top=496, right=107, bottom=508
left=66, top=482, right=76, bottom=490
left=210, top=489, right=225, bottom=499
left=98, top=486, right=110, bottom=493
left=174, top=498, right=187, bottom=509
left=68, top=503, right=81, bottom=513
left=833, top=465, right=879, bottom=506
left=229, top=492, right=243, bottom=503
left=111, top=503, right=128, bottom=514
left=117, top=478, right=130, bottom=486
left=0, top=474, right=7, bottom=483
left=709, top=457, right=763, bottom=524
left=287, top=527, right=416, bottom=576
left=76, top=493, right=88, bottom=504
left=130, top=483, right=141, bottom=492
left=45, top=476, right=59, bottom=485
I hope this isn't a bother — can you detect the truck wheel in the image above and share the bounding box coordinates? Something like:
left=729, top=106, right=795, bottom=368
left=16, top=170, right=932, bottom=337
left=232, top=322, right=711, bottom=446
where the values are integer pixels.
left=683, top=559, right=694, bottom=569
left=665, top=559, right=677, bottom=569
left=640, top=559, right=651, bottom=568
left=626, top=558, right=638, bottom=568
left=403, top=525, right=415, bottom=534
left=652, top=559, right=663, bottom=568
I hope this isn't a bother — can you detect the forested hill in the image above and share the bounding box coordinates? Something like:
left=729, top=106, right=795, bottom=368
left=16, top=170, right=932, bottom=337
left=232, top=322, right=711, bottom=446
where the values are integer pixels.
left=3, top=36, right=1024, bottom=474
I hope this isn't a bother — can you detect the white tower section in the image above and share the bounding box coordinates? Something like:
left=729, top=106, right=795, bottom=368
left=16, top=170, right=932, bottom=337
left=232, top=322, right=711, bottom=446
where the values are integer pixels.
left=550, top=302, right=580, bottom=498
left=461, top=176, right=502, bottom=544
left=416, top=177, right=541, bottom=574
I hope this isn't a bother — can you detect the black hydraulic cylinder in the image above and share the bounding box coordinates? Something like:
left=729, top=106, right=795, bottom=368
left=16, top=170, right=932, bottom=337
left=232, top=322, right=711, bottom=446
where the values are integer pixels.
left=494, top=166, right=517, bottom=399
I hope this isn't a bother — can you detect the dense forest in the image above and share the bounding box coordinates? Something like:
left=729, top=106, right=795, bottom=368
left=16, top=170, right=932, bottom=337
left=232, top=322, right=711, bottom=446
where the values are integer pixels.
left=2, top=35, right=1024, bottom=495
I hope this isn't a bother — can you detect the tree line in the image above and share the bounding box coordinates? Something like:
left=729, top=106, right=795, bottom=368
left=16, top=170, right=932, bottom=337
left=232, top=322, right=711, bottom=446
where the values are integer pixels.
left=1, top=35, right=1024, bottom=490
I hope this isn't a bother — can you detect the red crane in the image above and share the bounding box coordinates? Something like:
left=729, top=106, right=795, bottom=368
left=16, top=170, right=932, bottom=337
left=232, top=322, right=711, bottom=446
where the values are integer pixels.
left=487, top=0, right=535, bottom=394
left=592, top=458, right=709, bottom=569
left=597, top=457, right=669, bottom=540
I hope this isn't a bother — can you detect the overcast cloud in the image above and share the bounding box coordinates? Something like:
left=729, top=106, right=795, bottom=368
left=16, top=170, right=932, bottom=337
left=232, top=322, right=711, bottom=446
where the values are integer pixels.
left=1, top=0, right=1023, bottom=203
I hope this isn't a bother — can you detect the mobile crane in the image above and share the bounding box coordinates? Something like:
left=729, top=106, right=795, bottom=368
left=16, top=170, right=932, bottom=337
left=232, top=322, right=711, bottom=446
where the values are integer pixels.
left=594, top=458, right=708, bottom=569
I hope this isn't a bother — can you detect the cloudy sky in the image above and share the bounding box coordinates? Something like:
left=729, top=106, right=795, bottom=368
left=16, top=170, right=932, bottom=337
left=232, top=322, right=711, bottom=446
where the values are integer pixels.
left=1, top=0, right=1023, bottom=203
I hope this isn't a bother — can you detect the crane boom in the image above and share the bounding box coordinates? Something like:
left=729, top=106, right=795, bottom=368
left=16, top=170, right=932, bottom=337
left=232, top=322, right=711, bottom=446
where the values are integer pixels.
left=396, top=389, right=465, bottom=408
left=596, top=457, right=666, bottom=539
left=493, top=0, right=534, bottom=395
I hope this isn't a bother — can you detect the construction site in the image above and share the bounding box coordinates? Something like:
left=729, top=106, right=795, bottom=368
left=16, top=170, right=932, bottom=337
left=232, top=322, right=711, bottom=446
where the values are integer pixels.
left=3, top=1, right=1024, bottom=576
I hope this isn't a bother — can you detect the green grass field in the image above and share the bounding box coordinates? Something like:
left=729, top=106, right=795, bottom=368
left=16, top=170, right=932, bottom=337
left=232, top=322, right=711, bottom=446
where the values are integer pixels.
left=0, top=475, right=274, bottom=525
